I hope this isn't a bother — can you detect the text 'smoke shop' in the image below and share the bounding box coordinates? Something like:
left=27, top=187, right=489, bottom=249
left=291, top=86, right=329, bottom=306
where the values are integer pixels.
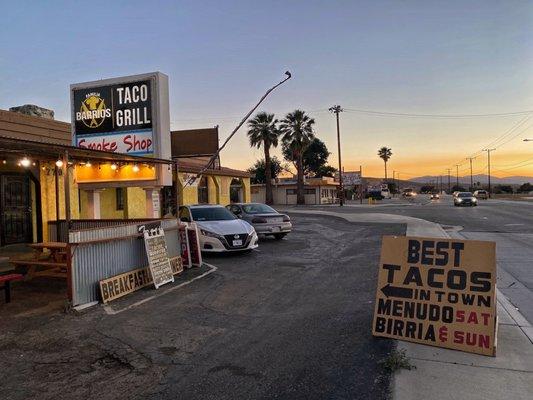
left=372, top=236, right=497, bottom=356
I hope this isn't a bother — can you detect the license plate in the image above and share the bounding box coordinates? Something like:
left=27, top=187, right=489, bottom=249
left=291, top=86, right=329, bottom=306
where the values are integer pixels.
left=232, top=240, right=243, bottom=246
left=271, top=226, right=281, bottom=233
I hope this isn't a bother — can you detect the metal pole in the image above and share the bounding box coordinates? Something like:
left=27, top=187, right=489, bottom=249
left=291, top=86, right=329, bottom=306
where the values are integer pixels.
left=446, top=169, right=451, bottom=193
left=63, top=151, right=71, bottom=244
left=467, top=157, right=474, bottom=191
left=329, top=105, right=344, bottom=206
left=359, top=165, right=363, bottom=204
left=54, top=162, right=60, bottom=241
left=455, top=164, right=459, bottom=187
left=483, top=148, right=495, bottom=198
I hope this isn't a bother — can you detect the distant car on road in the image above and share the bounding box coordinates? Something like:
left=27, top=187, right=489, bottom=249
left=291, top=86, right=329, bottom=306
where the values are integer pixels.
left=402, top=188, right=416, bottom=197
left=430, top=193, right=440, bottom=200
left=474, top=190, right=488, bottom=200
left=179, top=205, right=259, bottom=252
left=226, top=203, right=292, bottom=240
left=381, top=188, right=392, bottom=199
left=454, top=192, right=477, bottom=207
left=366, top=189, right=384, bottom=200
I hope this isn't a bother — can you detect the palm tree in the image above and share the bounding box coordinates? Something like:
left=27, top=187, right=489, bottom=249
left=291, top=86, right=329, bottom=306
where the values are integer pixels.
left=247, top=112, right=280, bottom=204
left=280, top=110, right=315, bottom=204
left=378, top=147, right=393, bottom=180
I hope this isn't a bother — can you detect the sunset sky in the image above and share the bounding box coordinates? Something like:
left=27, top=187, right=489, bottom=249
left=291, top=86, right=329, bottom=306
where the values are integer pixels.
left=1, top=1, right=532, bottom=178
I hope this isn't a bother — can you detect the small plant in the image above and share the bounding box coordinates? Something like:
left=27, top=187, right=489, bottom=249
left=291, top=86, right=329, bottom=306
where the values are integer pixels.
left=380, top=348, right=416, bottom=372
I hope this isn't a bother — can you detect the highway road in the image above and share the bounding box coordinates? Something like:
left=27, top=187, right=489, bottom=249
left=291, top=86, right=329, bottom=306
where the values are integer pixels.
left=321, top=195, right=533, bottom=323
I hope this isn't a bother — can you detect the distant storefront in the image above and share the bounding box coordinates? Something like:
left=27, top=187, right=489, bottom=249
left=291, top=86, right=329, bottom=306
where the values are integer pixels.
left=251, top=177, right=339, bottom=205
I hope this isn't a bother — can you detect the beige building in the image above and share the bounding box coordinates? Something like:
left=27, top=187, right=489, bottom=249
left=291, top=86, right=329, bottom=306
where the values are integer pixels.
left=251, top=177, right=339, bottom=205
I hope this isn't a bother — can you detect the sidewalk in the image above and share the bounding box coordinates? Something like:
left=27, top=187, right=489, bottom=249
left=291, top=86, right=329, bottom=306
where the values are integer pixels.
left=285, top=208, right=533, bottom=400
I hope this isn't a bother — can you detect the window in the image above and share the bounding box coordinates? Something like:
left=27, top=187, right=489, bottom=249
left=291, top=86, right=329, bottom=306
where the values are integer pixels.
left=305, top=188, right=316, bottom=195
left=286, top=189, right=297, bottom=195
left=198, top=176, right=209, bottom=204
left=115, top=188, right=124, bottom=210
left=179, top=207, right=191, bottom=222
left=242, top=204, right=276, bottom=214
left=191, top=207, right=236, bottom=221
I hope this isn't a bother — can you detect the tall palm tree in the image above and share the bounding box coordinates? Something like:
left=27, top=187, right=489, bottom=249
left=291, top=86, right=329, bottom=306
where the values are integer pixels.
left=247, top=112, right=280, bottom=204
left=378, top=147, right=393, bottom=181
left=280, top=110, right=315, bottom=204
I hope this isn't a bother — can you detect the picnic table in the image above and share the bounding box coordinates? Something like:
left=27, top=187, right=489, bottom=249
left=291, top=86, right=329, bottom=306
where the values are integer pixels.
left=11, top=242, right=69, bottom=280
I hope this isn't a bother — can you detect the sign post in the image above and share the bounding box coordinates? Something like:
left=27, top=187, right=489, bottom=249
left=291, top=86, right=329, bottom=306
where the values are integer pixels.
left=372, top=236, right=497, bottom=356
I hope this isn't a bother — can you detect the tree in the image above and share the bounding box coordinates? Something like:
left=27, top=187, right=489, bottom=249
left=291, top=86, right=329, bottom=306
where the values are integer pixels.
left=518, top=182, right=533, bottom=193
left=247, top=157, right=283, bottom=184
left=494, top=184, right=513, bottom=194
left=452, top=185, right=466, bottom=192
left=282, top=137, right=331, bottom=176
left=314, top=165, right=337, bottom=178
left=280, top=110, right=315, bottom=204
left=377, top=147, right=392, bottom=180
left=247, top=112, right=280, bottom=204
left=420, top=185, right=435, bottom=194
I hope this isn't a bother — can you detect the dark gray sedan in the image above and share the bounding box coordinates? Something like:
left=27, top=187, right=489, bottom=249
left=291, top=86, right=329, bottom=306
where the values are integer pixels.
left=226, top=203, right=292, bottom=239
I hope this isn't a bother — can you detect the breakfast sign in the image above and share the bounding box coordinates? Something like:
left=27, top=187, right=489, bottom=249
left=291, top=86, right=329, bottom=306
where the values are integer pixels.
left=372, top=236, right=497, bottom=356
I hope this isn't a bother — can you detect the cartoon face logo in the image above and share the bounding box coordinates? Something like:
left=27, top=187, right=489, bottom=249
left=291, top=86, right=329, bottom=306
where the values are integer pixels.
left=76, top=92, right=111, bottom=128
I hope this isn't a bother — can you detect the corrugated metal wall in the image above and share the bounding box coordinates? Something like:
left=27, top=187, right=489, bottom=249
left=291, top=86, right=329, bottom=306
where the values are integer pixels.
left=69, top=219, right=179, bottom=306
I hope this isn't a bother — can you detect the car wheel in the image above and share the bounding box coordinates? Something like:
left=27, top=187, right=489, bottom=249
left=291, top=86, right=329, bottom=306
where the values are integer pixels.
left=274, top=233, right=287, bottom=240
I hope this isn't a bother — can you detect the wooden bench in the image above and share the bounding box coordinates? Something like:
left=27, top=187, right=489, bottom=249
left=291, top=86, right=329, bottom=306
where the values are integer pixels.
left=10, top=260, right=68, bottom=280
left=0, top=274, right=24, bottom=303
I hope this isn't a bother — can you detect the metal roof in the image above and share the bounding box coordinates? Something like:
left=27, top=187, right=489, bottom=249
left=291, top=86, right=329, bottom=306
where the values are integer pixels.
left=0, top=134, right=172, bottom=164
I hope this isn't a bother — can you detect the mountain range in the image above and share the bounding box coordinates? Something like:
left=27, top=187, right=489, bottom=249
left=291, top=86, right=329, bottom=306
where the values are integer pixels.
left=409, top=174, right=532, bottom=185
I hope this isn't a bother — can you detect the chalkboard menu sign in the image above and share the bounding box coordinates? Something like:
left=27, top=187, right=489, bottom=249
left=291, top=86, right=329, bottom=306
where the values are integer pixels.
left=138, top=223, right=174, bottom=289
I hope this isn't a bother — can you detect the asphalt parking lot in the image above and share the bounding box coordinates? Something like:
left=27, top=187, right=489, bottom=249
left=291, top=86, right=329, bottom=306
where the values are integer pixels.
left=1, top=214, right=404, bottom=400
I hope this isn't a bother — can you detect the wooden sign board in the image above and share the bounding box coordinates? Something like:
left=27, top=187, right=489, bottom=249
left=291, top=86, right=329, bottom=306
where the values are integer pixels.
left=139, top=222, right=174, bottom=289
left=372, top=236, right=497, bottom=356
left=100, top=256, right=182, bottom=303
left=187, top=224, right=202, bottom=267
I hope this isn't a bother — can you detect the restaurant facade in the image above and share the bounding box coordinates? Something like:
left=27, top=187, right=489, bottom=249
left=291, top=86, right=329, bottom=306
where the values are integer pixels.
left=0, top=71, right=250, bottom=307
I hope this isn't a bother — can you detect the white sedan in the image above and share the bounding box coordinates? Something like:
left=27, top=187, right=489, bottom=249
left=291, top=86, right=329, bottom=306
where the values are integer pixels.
left=179, top=205, right=259, bottom=252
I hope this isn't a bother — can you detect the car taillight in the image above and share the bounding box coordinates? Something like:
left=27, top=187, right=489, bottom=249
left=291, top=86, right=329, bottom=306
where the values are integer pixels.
left=282, top=215, right=290, bottom=222
left=252, top=217, right=267, bottom=223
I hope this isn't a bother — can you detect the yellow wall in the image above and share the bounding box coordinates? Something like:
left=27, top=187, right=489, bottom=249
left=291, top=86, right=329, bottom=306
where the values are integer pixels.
left=99, top=189, right=124, bottom=219
left=176, top=172, right=250, bottom=206
left=40, top=163, right=80, bottom=241
left=125, top=187, right=146, bottom=218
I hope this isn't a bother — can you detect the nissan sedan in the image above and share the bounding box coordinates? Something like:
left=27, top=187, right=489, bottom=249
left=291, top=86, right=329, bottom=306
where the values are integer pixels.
left=226, top=203, right=292, bottom=240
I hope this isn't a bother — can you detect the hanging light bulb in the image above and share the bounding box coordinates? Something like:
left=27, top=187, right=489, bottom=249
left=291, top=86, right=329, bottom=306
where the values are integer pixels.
left=2, top=160, right=7, bottom=164
left=20, top=157, right=31, bottom=167
left=132, top=164, right=140, bottom=172
left=85, top=161, right=92, bottom=167
left=110, top=163, right=117, bottom=170
left=55, top=159, right=63, bottom=168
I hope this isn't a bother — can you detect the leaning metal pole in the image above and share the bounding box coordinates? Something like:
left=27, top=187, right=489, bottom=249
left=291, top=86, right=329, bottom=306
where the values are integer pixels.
left=184, top=71, right=292, bottom=187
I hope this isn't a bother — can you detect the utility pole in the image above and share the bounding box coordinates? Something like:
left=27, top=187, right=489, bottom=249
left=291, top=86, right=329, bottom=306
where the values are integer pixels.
left=392, top=171, right=396, bottom=197
left=359, top=165, right=363, bottom=204
left=483, top=148, right=496, bottom=198
left=466, top=157, right=475, bottom=191
left=455, top=164, right=459, bottom=188
left=329, top=105, right=344, bottom=206
left=446, top=169, right=451, bottom=193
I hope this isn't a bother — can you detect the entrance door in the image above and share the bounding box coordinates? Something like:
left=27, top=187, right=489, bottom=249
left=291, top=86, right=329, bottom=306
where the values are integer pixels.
left=1, top=174, right=32, bottom=245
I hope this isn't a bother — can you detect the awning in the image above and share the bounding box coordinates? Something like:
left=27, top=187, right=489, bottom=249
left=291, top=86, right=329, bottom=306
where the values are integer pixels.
left=0, top=134, right=172, bottom=164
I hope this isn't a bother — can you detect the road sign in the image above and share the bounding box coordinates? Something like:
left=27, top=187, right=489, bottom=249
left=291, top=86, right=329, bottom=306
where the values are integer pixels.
left=372, top=236, right=497, bottom=356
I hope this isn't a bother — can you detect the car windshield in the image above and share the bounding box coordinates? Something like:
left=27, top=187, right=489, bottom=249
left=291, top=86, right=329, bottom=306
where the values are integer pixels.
left=242, top=204, right=277, bottom=214
left=191, top=207, right=236, bottom=221
left=458, top=192, right=473, bottom=198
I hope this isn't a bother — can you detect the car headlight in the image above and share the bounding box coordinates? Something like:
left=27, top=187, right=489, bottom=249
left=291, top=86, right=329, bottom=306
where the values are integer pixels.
left=200, top=229, right=223, bottom=239
left=457, top=199, right=462, bottom=202
left=472, top=198, right=477, bottom=202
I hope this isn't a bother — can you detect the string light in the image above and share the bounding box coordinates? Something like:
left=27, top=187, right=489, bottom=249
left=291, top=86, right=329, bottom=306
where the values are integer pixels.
left=85, top=161, right=92, bottom=167
left=132, top=164, right=140, bottom=172
left=55, top=159, right=63, bottom=168
left=20, top=157, right=31, bottom=167
left=110, top=163, right=117, bottom=170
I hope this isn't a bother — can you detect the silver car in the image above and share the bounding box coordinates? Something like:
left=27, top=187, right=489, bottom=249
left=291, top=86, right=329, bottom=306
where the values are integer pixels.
left=226, top=203, right=292, bottom=240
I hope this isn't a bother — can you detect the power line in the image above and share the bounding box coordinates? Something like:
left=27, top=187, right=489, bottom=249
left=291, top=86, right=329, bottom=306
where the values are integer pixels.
left=343, top=108, right=533, bottom=119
